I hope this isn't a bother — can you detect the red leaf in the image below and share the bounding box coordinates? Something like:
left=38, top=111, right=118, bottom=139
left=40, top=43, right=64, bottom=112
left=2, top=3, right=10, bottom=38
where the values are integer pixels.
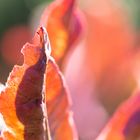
left=96, top=92, right=140, bottom=140
left=82, top=0, right=136, bottom=113
left=40, top=0, right=84, bottom=65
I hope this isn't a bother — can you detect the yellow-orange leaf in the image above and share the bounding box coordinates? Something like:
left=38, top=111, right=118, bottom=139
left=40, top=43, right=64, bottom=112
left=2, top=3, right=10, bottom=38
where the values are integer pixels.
left=45, top=58, right=78, bottom=140
left=0, top=27, right=50, bottom=140
left=0, top=24, right=78, bottom=140
left=40, top=0, right=83, bottom=65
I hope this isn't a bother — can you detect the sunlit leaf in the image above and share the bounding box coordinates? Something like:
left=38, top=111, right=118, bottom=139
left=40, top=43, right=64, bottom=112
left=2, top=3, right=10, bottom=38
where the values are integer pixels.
left=45, top=58, right=78, bottom=140
left=96, top=92, right=140, bottom=140
left=0, top=27, right=50, bottom=140
left=40, top=0, right=83, bottom=65
left=0, top=25, right=78, bottom=140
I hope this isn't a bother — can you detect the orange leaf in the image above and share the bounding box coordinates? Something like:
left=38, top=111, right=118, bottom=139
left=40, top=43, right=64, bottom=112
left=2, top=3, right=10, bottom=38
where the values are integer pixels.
left=40, top=0, right=83, bottom=65
left=45, top=58, right=78, bottom=140
left=82, top=0, right=136, bottom=114
left=96, top=92, right=140, bottom=140
left=0, top=27, right=51, bottom=140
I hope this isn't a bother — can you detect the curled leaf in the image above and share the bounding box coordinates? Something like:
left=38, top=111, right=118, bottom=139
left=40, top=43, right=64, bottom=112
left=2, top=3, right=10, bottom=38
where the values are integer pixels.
left=96, top=92, right=140, bottom=140
left=40, top=0, right=84, bottom=65
left=0, top=27, right=50, bottom=140
left=45, top=58, right=78, bottom=140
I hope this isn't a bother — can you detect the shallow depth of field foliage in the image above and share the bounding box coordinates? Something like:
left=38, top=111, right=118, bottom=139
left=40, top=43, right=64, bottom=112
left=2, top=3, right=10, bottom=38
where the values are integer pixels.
left=0, top=0, right=140, bottom=140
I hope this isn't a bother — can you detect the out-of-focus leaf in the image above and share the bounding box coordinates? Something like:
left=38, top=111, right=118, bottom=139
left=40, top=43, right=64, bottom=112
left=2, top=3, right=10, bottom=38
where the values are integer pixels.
left=45, top=58, right=78, bottom=140
left=96, top=92, right=140, bottom=140
left=40, top=0, right=84, bottom=65
left=81, top=0, right=136, bottom=113
left=0, top=27, right=50, bottom=140
left=0, top=25, right=78, bottom=140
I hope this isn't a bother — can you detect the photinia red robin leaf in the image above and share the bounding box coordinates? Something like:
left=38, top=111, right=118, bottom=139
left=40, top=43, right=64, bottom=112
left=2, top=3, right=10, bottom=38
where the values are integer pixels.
left=0, top=25, right=77, bottom=140
left=40, top=0, right=83, bottom=65
left=45, top=57, right=78, bottom=140
left=0, top=27, right=51, bottom=140
left=96, top=92, right=140, bottom=140
left=82, top=0, right=136, bottom=114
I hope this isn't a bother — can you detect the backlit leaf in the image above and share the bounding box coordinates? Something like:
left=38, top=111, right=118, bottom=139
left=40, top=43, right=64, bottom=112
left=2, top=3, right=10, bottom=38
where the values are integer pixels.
left=40, top=0, right=83, bottom=65
left=0, top=26, right=78, bottom=140
left=96, top=92, right=140, bottom=140
left=45, top=58, right=78, bottom=140
left=0, top=27, right=51, bottom=140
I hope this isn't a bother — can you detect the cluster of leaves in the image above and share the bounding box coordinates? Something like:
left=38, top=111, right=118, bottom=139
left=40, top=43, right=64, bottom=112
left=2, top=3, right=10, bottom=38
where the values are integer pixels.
left=0, top=0, right=140, bottom=140
left=0, top=0, right=80, bottom=139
